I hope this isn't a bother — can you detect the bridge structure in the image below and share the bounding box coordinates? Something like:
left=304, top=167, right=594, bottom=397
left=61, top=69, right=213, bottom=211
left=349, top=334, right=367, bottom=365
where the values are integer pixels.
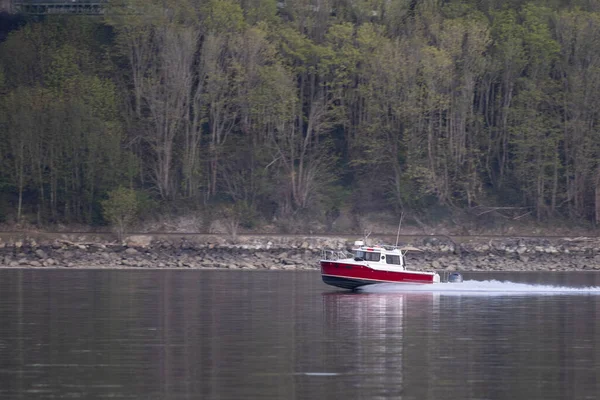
left=13, top=0, right=108, bottom=15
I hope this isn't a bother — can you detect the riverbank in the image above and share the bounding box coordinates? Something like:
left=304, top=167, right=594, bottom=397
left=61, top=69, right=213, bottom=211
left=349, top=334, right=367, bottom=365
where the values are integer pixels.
left=1, top=233, right=600, bottom=271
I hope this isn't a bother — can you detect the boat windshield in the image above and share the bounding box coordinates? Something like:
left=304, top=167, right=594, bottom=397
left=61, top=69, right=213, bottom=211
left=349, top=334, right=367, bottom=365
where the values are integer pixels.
left=354, top=250, right=382, bottom=264
left=355, top=250, right=382, bottom=262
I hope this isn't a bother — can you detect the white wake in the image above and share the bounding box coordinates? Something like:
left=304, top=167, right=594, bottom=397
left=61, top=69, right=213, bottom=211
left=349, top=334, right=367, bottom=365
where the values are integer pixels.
left=360, top=280, right=600, bottom=295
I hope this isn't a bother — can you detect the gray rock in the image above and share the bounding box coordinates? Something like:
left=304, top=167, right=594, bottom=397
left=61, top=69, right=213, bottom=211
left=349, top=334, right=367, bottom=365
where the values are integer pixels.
left=35, top=249, right=47, bottom=259
left=545, top=246, right=559, bottom=254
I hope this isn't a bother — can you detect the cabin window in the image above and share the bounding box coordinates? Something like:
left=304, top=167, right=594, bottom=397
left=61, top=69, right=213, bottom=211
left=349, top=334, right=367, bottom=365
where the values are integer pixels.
left=386, top=255, right=401, bottom=265
left=355, top=250, right=366, bottom=260
left=364, top=252, right=381, bottom=261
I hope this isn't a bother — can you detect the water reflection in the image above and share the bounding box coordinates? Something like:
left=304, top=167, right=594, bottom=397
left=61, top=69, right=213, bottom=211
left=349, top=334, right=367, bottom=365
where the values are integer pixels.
left=322, top=291, right=440, bottom=399
left=2, top=270, right=600, bottom=400
left=322, top=286, right=600, bottom=400
left=0, top=269, right=329, bottom=400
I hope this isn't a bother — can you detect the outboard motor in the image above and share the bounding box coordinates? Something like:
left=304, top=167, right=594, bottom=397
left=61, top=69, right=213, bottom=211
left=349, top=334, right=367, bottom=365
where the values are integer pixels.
left=447, top=272, right=463, bottom=283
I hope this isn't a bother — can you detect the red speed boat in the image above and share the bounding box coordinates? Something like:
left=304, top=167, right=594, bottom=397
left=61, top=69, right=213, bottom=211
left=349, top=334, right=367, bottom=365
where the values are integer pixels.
left=320, top=241, right=444, bottom=290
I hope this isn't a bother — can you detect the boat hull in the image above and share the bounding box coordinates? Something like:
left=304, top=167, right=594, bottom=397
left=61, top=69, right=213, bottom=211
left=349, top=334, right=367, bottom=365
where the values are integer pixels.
left=321, top=275, right=379, bottom=290
left=320, top=260, right=437, bottom=290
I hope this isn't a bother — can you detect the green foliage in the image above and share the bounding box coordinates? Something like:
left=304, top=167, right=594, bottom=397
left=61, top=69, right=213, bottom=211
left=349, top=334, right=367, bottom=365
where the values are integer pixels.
left=3, top=0, right=600, bottom=229
left=219, top=201, right=256, bottom=238
left=135, top=190, right=158, bottom=220
left=201, top=0, right=245, bottom=33
left=0, top=17, right=125, bottom=224
left=521, top=4, right=560, bottom=70
left=101, top=187, right=139, bottom=240
left=242, top=0, right=277, bottom=25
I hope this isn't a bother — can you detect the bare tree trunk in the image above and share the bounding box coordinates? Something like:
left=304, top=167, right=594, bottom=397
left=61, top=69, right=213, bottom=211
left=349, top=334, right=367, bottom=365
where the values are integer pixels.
left=551, top=148, right=559, bottom=215
left=144, top=27, right=198, bottom=199
left=595, top=168, right=600, bottom=226
left=17, top=158, right=23, bottom=223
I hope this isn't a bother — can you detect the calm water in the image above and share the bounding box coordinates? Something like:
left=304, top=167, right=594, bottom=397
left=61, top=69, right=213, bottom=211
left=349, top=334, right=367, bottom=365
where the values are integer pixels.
left=1, top=269, right=600, bottom=400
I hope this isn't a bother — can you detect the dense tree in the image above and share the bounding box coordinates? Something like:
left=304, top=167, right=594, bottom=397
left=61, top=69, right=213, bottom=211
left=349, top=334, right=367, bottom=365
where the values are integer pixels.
left=101, top=186, right=139, bottom=240
left=0, top=18, right=126, bottom=224
left=3, top=0, right=600, bottom=230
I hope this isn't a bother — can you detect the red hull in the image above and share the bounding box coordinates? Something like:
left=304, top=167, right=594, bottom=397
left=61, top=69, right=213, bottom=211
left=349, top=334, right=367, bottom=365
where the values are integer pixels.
left=320, top=260, right=435, bottom=290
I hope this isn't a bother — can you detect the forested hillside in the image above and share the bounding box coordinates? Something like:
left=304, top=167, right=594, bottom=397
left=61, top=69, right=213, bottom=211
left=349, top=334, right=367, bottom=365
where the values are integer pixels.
left=2, top=0, right=600, bottom=231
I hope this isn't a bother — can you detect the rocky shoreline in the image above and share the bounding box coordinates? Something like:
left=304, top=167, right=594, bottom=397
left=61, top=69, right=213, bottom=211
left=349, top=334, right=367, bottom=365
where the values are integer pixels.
left=1, top=234, right=600, bottom=272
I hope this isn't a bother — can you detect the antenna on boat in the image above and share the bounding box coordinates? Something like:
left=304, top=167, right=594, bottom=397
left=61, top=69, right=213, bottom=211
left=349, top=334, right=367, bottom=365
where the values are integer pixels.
left=363, top=229, right=371, bottom=246
left=395, top=212, right=404, bottom=247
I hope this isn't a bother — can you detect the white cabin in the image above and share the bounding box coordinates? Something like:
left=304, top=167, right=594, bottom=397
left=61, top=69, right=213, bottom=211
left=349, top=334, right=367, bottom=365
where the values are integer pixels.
left=352, top=244, right=405, bottom=270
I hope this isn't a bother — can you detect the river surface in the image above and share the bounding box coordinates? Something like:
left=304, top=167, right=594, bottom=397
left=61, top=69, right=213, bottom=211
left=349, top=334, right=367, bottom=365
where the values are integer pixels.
left=2, top=269, right=600, bottom=400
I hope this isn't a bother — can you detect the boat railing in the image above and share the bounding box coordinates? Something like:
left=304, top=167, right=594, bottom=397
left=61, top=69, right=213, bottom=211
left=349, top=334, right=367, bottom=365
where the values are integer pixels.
left=321, top=249, right=352, bottom=261
left=380, top=244, right=402, bottom=251
left=380, top=244, right=423, bottom=253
